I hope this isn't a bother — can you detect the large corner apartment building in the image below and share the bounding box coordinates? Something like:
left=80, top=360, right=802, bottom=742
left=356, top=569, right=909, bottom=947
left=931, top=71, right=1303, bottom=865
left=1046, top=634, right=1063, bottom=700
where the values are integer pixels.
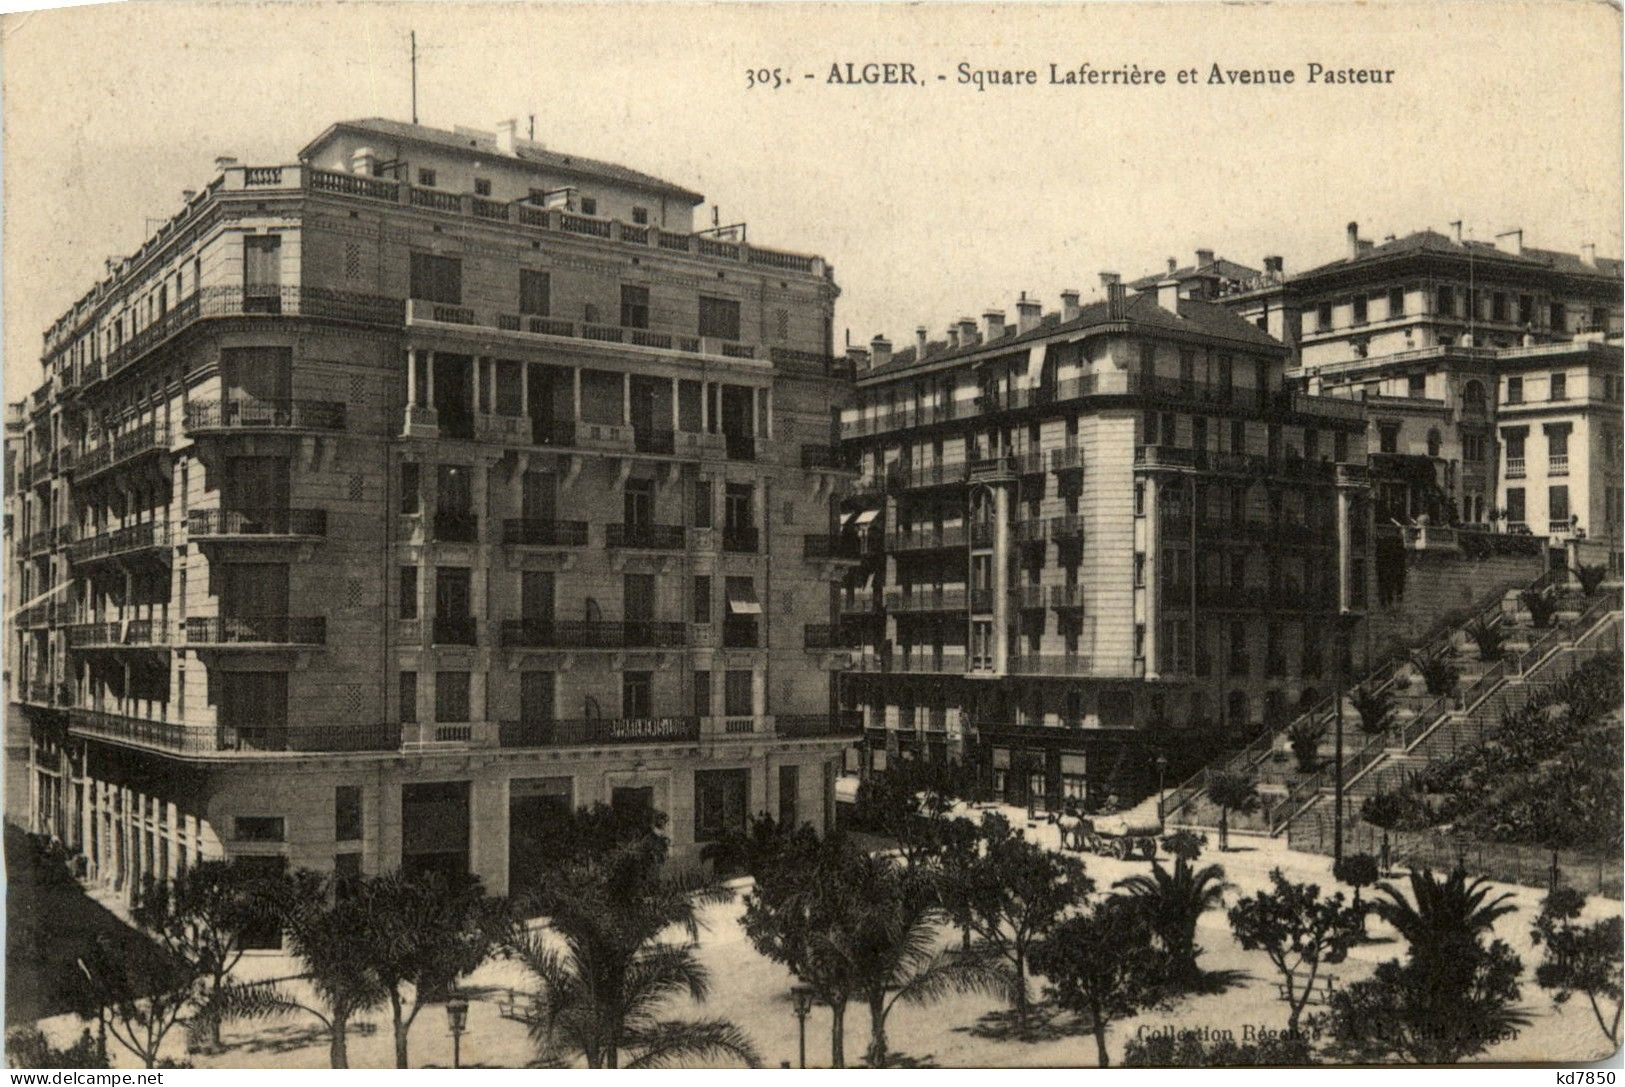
left=7, top=117, right=861, bottom=899
left=1161, top=224, right=1625, bottom=574
left=834, top=277, right=1371, bottom=805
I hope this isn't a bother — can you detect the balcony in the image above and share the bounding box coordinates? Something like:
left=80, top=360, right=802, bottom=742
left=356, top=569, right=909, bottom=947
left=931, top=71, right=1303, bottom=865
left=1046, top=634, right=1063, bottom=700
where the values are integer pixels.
left=606, top=523, right=685, bottom=551
left=67, top=521, right=172, bottom=566
left=184, top=615, right=326, bottom=647
left=66, top=619, right=171, bottom=650
left=633, top=427, right=676, bottom=455
left=502, top=519, right=589, bottom=547
left=891, top=650, right=968, bottom=674
left=1012, top=584, right=1047, bottom=609
left=970, top=587, right=994, bottom=612
left=722, top=617, right=759, bottom=648
left=800, top=444, right=855, bottom=471
left=803, top=623, right=853, bottom=650
left=885, top=585, right=968, bottom=613
left=802, top=534, right=863, bottom=561
left=1505, top=456, right=1526, bottom=480
left=722, top=525, right=759, bottom=554
left=434, top=510, right=480, bottom=543
left=432, top=616, right=479, bottom=646
left=892, top=525, right=967, bottom=552
left=1005, top=653, right=1092, bottom=676
left=839, top=593, right=880, bottom=616
left=1049, top=514, right=1084, bottom=542
left=500, top=619, right=688, bottom=649
left=67, top=707, right=402, bottom=756
left=187, top=507, right=328, bottom=540
left=74, top=423, right=172, bottom=483
left=968, top=455, right=1017, bottom=483
left=498, top=716, right=701, bottom=748
left=1049, top=583, right=1086, bottom=610
left=185, top=397, right=347, bottom=434
left=888, top=461, right=969, bottom=492
left=1049, top=445, right=1084, bottom=474
left=724, top=431, right=757, bottom=462
left=1549, top=453, right=1569, bottom=476
left=776, top=711, right=864, bottom=738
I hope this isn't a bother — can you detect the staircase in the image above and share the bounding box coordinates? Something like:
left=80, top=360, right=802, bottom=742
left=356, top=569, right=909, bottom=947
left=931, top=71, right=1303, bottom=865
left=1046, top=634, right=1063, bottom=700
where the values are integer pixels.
left=1163, top=568, right=1619, bottom=839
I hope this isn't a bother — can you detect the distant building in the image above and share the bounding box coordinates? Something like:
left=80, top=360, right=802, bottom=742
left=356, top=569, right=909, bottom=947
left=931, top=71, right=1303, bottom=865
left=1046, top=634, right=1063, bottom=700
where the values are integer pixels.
left=8, top=118, right=858, bottom=905
left=835, top=274, right=1370, bottom=806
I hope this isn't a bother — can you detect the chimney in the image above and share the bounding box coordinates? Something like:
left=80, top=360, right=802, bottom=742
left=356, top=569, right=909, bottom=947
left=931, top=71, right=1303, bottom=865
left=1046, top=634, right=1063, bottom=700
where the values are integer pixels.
left=1100, top=273, right=1127, bottom=320
left=869, top=334, right=892, bottom=369
left=1263, top=255, right=1284, bottom=275
left=983, top=309, right=1006, bottom=342
left=1493, top=229, right=1523, bottom=255
left=1060, top=289, right=1082, bottom=323
left=1166, top=257, right=1178, bottom=274
left=1449, top=220, right=1463, bottom=244
left=1357, top=239, right=1374, bottom=255
left=1383, top=234, right=1397, bottom=244
left=1581, top=243, right=1597, bottom=268
left=1015, top=293, right=1043, bottom=333
left=958, top=317, right=979, bottom=347
left=1196, top=248, right=1215, bottom=268
left=214, top=156, right=239, bottom=173
left=946, top=326, right=960, bottom=350
left=496, top=119, right=519, bottom=155
left=846, top=345, right=870, bottom=371
left=1156, top=278, right=1181, bottom=312
left=1346, top=221, right=1361, bottom=261
left=1099, top=271, right=1121, bottom=291
left=915, top=326, right=928, bottom=359
left=181, top=189, right=197, bottom=204
left=350, top=146, right=377, bottom=176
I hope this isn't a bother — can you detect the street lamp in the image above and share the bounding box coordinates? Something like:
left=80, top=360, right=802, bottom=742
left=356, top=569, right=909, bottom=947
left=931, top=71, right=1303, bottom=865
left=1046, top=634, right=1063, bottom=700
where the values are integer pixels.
left=1155, top=753, right=1169, bottom=828
left=790, top=984, right=817, bottom=1068
left=1331, top=613, right=1357, bottom=870
left=444, top=991, right=469, bottom=1069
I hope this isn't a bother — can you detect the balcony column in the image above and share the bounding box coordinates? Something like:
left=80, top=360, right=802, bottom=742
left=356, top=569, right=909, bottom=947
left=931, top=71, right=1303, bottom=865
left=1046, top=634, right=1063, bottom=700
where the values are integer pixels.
left=622, top=372, right=632, bottom=427
left=572, top=367, right=582, bottom=421
left=519, top=361, right=530, bottom=417
left=1336, top=485, right=1353, bottom=612
left=407, top=349, right=419, bottom=407
left=753, top=667, right=766, bottom=719
left=670, top=377, right=681, bottom=434
left=991, top=483, right=1010, bottom=673
left=764, top=387, right=774, bottom=439
left=425, top=352, right=436, bottom=408
left=700, top=381, right=710, bottom=432
left=1143, top=474, right=1160, bottom=680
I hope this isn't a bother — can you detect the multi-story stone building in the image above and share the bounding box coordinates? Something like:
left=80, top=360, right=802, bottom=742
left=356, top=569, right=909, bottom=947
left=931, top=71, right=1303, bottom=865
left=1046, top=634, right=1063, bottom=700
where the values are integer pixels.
left=835, top=275, right=1370, bottom=806
left=1216, top=224, right=1624, bottom=573
left=8, top=117, right=860, bottom=903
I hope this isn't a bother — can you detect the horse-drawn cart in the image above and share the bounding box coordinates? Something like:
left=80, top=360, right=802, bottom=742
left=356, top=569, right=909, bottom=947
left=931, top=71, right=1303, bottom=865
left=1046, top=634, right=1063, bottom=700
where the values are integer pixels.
left=1076, top=814, right=1161, bottom=860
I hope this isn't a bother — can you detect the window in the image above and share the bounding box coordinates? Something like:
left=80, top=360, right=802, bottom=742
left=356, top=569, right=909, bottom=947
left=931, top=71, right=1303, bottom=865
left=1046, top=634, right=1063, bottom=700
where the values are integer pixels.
left=1316, top=302, right=1333, bottom=331
left=693, top=575, right=712, bottom=624
left=1550, top=302, right=1566, bottom=332
left=1436, top=285, right=1454, bottom=316
left=692, top=480, right=713, bottom=528
left=1388, top=286, right=1405, bottom=317
left=724, top=670, right=753, bottom=716
left=699, top=296, right=741, bottom=341
left=1550, top=485, right=1570, bottom=526
left=519, top=269, right=550, bottom=316
left=624, top=477, right=654, bottom=527
left=1548, top=426, right=1569, bottom=471
left=234, top=816, right=285, bottom=842
left=474, top=177, right=492, bottom=197
left=335, top=786, right=362, bottom=842
left=417, top=167, right=437, bottom=187
left=778, top=764, right=799, bottom=828
left=724, top=482, right=754, bottom=533
left=1506, top=376, right=1523, bottom=404
left=694, top=768, right=748, bottom=843
left=1408, top=373, right=1426, bottom=398
left=1463, top=434, right=1486, bottom=462
left=632, top=206, right=649, bottom=225
left=409, top=252, right=462, bottom=305
left=1178, top=349, right=1195, bottom=384
left=400, top=672, right=417, bottom=724
left=692, top=670, right=711, bottom=717
left=1427, top=429, right=1442, bottom=458
left=1550, top=372, right=1567, bottom=401
left=1304, top=428, right=1320, bottom=460
left=1491, top=293, right=1507, bottom=322
left=1518, top=295, right=1533, bottom=325
left=1379, top=425, right=1399, bottom=454
left=1139, top=341, right=1156, bottom=377
left=1134, top=552, right=1146, bottom=587
left=1134, top=622, right=1146, bottom=661
left=435, top=672, right=471, bottom=723
left=400, top=566, right=418, bottom=620
left=620, top=284, right=650, bottom=329
left=1352, top=295, right=1368, bottom=324
left=1505, top=487, right=1526, bottom=526
left=1230, top=420, right=1246, bottom=454
left=623, top=671, right=653, bottom=718
left=400, top=462, right=420, bottom=514
left=1134, top=482, right=1145, bottom=516
left=580, top=196, right=598, bottom=216
left=243, top=235, right=282, bottom=310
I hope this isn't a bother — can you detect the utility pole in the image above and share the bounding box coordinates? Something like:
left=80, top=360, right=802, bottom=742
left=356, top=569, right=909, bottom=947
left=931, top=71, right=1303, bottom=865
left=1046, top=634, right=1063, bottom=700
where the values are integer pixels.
left=410, top=32, right=419, bottom=124
left=1332, top=615, right=1349, bottom=869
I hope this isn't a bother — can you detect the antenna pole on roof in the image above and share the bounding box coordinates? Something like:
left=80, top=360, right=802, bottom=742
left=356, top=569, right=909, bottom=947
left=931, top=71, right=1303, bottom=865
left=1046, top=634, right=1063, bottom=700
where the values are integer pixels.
left=410, top=32, right=419, bottom=124
left=528, top=114, right=535, bottom=141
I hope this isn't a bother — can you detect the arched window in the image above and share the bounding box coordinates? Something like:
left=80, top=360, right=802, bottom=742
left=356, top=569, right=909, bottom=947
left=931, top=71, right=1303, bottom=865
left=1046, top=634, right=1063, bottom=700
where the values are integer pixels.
left=1462, top=380, right=1486, bottom=414
left=584, top=597, right=602, bottom=623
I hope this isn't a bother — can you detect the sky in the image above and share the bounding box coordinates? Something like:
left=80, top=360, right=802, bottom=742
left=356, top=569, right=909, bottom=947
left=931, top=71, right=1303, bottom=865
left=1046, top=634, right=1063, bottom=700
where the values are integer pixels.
left=2, top=0, right=1620, bottom=395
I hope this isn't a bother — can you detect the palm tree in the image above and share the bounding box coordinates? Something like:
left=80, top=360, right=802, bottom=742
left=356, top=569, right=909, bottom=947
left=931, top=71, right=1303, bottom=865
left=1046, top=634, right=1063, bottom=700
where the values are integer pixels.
left=1205, top=771, right=1260, bottom=851
left=1114, top=857, right=1228, bottom=987
left=1570, top=563, right=1609, bottom=596
left=507, top=840, right=759, bottom=1068
left=1350, top=685, right=1395, bottom=736
left=1464, top=617, right=1505, bottom=662
left=1372, top=868, right=1518, bottom=983
left=1521, top=588, right=1559, bottom=629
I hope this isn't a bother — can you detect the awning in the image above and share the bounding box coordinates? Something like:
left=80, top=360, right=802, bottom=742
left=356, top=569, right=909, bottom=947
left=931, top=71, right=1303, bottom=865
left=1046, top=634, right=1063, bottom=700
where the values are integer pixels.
left=727, top=582, right=762, bottom=615
left=853, top=509, right=880, bottom=525
left=992, top=747, right=1011, bottom=770
left=839, top=511, right=857, bottom=527
left=1060, top=753, right=1087, bottom=775
left=1025, top=343, right=1048, bottom=384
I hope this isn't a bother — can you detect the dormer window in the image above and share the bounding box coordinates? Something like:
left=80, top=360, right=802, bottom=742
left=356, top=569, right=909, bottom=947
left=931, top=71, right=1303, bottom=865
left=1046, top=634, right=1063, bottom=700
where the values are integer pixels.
left=474, top=177, right=492, bottom=197
left=632, top=206, right=649, bottom=225
left=417, top=167, right=437, bottom=187
left=580, top=196, right=598, bottom=216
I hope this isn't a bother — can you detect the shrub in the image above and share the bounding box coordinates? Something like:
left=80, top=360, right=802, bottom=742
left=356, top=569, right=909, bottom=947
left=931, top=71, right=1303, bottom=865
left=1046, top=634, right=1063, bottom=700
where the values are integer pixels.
left=1521, top=588, right=1558, bottom=629
left=1350, top=686, right=1394, bottom=736
left=1287, top=718, right=1327, bottom=773
left=1571, top=563, right=1609, bottom=596
left=1410, top=650, right=1459, bottom=697
left=1465, top=618, right=1505, bottom=662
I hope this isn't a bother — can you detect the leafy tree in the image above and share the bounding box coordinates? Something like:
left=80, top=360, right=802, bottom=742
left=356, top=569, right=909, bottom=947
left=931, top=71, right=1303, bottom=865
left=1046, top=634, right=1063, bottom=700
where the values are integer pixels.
left=1530, top=887, right=1623, bottom=1046
left=357, top=871, right=504, bottom=1068
left=68, top=932, right=199, bottom=1068
left=201, top=870, right=388, bottom=1067
left=1205, top=772, right=1260, bottom=851
left=5, top=1027, right=109, bottom=1069
left=1122, top=1031, right=1313, bottom=1066
left=1030, top=896, right=1170, bottom=1067
left=508, top=833, right=756, bottom=1068
left=1571, top=563, right=1609, bottom=596
left=742, top=832, right=867, bottom=1066
left=1113, top=857, right=1228, bottom=988
left=931, top=815, right=984, bottom=951
left=1227, top=869, right=1364, bottom=1032
left=1159, top=829, right=1207, bottom=863
left=1333, top=852, right=1381, bottom=928
left=1464, top=617, right=1505, bottom=661
left=1410, top=649, right=1459, bottom=698
left=851, top=759, right=977, bottom=866
left=1324, top=868, right=1528, bottom=1063
left=949, top=813, right=1093, bottom=1024
left=1521, top=588, right=1558, bottom=629
left=1350, top=686, right=1395, bottom=736
left=700, top=813, right=812, bottom=877
left=132, top=860, right=287, bottom=1049
left=1286, top=718, right=1326, bottom=774
left=521, top=801, right=670, bottom=889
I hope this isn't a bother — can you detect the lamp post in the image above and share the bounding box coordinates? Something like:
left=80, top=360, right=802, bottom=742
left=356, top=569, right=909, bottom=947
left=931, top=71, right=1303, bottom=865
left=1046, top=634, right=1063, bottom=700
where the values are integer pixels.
left=445, top=991, right=469, bottom=1069
left=1155, top=753, right=1169, bottom=828
left=790, top=985, right=816, bottom=1068
left=1332, top=613, right=1356, bottom=870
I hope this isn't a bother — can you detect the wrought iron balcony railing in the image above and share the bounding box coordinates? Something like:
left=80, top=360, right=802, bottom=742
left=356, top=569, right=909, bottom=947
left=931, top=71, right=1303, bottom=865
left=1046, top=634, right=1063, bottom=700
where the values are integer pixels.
left=184, top=615, right=326, bottom=646
left=502, top=518, right=589, bottom=547
left=185, top=397, right=347, bottom=433
left=498, top=715, right=701, bottom=748
left=605, top=522, right=685, bottom=550
left=500, top=619, right=688, bottom=649
left=188, top=507, right=328, bottom=538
